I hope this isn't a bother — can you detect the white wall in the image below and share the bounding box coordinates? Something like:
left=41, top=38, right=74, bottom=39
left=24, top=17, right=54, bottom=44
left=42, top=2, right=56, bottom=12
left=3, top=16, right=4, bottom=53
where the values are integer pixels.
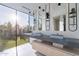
left=49, top=3, right=79, bottom=39
left=33, top=3, right=79, bottom=39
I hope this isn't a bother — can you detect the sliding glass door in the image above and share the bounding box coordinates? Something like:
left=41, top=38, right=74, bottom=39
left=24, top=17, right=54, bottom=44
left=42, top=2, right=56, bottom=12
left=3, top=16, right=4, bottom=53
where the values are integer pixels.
left=16, top=11, right=29, bottom=56
left=0, top=4, right=34, bottom=56
left=0, top=5, right=16, bottom=56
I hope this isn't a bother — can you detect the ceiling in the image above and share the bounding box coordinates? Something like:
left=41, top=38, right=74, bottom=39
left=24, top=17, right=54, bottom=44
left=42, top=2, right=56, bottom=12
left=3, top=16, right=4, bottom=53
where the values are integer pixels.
left=1, top=3, right=48, bottom=15
left=0, top=3, right=67, bottom=17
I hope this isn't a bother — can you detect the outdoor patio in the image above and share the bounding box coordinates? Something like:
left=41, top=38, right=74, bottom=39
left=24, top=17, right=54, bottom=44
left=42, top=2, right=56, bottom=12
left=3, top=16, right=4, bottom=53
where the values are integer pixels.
left=0, top=43, right=43, bottom=56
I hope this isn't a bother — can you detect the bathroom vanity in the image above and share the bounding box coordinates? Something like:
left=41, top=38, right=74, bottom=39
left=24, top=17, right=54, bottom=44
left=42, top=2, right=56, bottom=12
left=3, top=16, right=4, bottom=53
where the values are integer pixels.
left=25, top=31, right=79, bottom=56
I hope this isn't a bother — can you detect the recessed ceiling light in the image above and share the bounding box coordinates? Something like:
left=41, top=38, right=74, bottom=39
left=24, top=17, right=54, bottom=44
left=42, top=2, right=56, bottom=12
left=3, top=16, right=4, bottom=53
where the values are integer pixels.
left=58, top=3, right=61, bottom=6
left=39, top=6, right=41, bottom=9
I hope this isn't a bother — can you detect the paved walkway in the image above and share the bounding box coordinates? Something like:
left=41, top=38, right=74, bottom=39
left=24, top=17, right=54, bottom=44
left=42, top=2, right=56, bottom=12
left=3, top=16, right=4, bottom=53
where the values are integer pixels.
left=0, top=43, right=38, bottom=56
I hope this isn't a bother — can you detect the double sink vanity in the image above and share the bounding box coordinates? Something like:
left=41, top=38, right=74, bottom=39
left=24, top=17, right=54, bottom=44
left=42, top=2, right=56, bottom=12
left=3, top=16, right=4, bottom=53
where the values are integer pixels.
left=25, top=31, right=79, bottom=56
left=30, top=31, right=79, bottom=48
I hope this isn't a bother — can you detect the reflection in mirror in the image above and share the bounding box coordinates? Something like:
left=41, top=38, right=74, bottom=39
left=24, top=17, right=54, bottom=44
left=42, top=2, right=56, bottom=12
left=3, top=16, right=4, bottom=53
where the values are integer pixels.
left=38, top=18, right=42, bottom=30
left=33, top=18, right=37, bottom=31
left=46, top=20, right=50, bottom=31
left=30, top=16, right=34, bottom=32
left=53, top=15, right=66, bottom=31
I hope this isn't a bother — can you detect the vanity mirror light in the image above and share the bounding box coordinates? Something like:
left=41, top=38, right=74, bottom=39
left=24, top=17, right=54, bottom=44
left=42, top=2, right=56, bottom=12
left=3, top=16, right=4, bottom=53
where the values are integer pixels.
left=53, top=15, right=66, bottom=31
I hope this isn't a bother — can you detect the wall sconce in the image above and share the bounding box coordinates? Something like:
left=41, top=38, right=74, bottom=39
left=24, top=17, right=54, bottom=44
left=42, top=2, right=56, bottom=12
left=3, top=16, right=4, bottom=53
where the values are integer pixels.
left=46, top=12, right=49, bottom=19
left=68, top=3, right=77, bottom=32
left=42, top=9, right=45, bottom=12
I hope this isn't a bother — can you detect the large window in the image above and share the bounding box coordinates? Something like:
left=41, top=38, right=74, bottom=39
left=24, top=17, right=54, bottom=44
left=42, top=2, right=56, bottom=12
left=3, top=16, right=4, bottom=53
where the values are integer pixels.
left=17, top=11, right=29, bottom=33
left=0, top=5, right=30, bottom=56
left=0, top=5, right=16, bottom=55
left=16, top=11, right=29, bottom=55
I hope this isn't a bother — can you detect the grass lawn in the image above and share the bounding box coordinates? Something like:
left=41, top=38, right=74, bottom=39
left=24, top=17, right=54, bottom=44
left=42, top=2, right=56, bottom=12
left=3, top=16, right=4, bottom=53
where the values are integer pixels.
left=0, top=37, right=28, bottom=51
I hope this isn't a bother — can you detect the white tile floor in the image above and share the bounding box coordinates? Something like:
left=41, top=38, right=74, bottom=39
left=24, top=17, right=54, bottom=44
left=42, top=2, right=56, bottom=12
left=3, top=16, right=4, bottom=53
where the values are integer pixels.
left=0, top=43, right=38, bottom=56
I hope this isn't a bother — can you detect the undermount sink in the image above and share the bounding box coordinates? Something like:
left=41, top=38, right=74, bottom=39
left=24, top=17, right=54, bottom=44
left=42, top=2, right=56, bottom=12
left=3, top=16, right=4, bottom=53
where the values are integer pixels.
left=30, top=32, right=79, bottom=48
left=31, top=32, right=43, bottom=37
left=49, top=34, right=64, bottom=40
